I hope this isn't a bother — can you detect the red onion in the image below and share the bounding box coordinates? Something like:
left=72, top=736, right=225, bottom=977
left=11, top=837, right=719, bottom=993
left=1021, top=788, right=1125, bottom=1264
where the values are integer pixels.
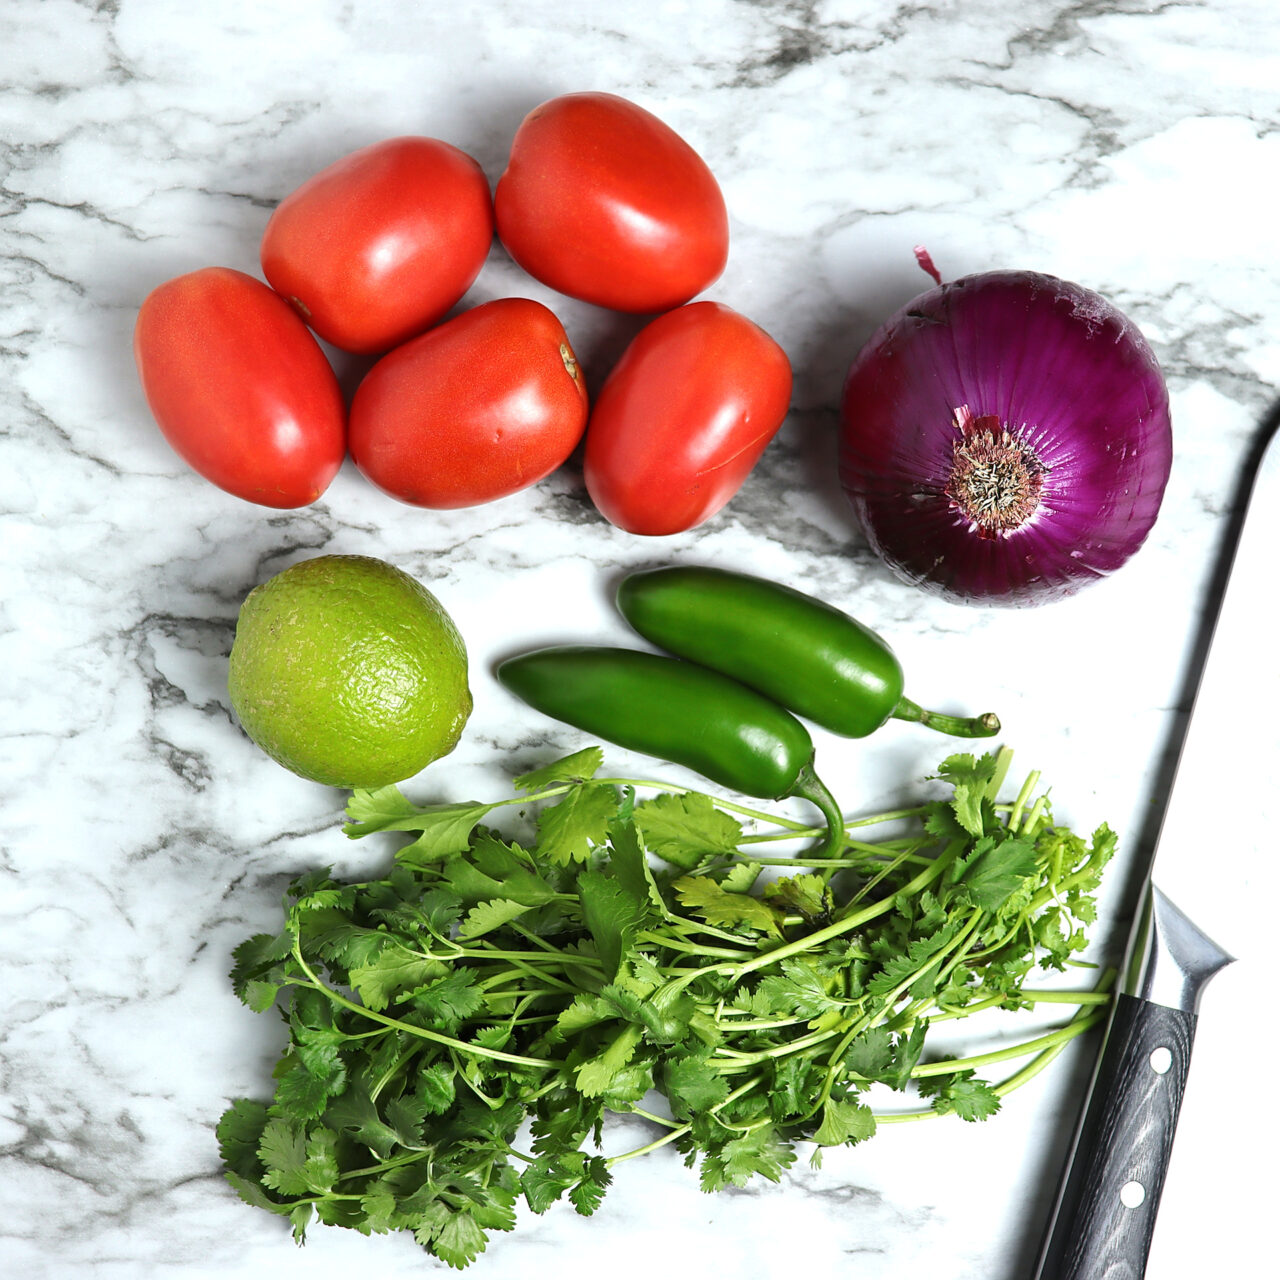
left=838, top=266, right=1172, bottom=606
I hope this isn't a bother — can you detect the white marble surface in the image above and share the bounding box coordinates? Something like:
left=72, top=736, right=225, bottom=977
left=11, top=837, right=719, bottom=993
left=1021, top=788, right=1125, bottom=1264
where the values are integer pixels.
left=3, top=1, right=1278, bottom=1276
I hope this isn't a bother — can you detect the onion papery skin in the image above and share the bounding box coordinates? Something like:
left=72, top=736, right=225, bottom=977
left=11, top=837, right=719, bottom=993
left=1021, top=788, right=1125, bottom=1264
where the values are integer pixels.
left=838, top=270, right=1172, bottom=607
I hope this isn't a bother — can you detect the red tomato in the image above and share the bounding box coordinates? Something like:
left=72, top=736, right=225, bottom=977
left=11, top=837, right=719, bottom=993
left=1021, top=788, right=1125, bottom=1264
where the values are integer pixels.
left=494, top=92, right=728, bottom=313
left=260, top=137, right=494, bottom=355
left=349, top=298, right=588, bottom=509
left=133, top=267, right=346, bottom=508
left=583, top=301, right=791, bottom=535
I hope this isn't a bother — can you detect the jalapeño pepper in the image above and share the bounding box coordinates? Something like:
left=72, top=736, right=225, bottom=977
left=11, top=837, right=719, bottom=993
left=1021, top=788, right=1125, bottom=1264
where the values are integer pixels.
left=496, top=645, right=847, bottom=856
left=616, top=565, right=999, bottom=739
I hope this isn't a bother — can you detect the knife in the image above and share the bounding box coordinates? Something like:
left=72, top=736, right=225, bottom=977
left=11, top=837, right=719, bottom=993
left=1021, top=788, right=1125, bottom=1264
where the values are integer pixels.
left=1032, top=423, right=1280, bottom=1278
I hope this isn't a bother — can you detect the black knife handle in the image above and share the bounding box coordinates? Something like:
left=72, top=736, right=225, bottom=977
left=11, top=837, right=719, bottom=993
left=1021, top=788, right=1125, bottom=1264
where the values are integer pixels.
left=1034, top=993, right=1196, bottom=1279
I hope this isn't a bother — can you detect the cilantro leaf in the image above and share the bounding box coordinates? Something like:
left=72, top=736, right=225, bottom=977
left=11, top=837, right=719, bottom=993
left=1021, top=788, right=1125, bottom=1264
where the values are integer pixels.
left=256, top=1118, right=312, bottom=1195
left=225, top=1169, right=294, bottom=1215
left=867, top=925, right=959, bottom=1000
left=396, top=804, right=497, bottom=866
left=567, top=1156, right=611, bottom=1216
left=699, top=1125, right=796, bottom=1191
left=767, top=1055, right=821, bottom=1122
left=888, top=1021, right=928, bottom=1091
left=514, top=746, right=605, bottom=791
left=537, top=783, right=618, bottom=865
left=521, top=1152, right=580, bottom=1214
left=457, top=898, right=532, bottom=941
left=923, top=800, right=969, bottom=841
left=415, top=1203, right=490, bottom=1269
left=812, top=1097, right=876, bottom=1147
left=230, top=932, right=292, bottom=1011
left=577, top=866, right=650, bottom=978
left=324, top=1077, right=401, bottom=1160
left=344, top=788, right=495, bottom=862
left=607, top=818, right=670, bottom=918
left=664, top=1053, right=730, bottom=1118
left=919, top=1069, right=1002, bottom=1122
left=721, top=859, right=762, bottom=894
left=763, top=873, right=831, bottom=920
left=217, top=1098, right=270, bottom=1178
left=574, top=1024, right=643, bottom=1097
left=272, top=1054, right=348, bottom=1122
left=349, top=944, right=449, bottom=1012
left=300, top=909, right=392, bottom=972
left=933, top=752, right=998, bottom=837
left=956, top=834, right=1039, bottom=911
left=633, top=790, right=742, bottom=870
left=842, top=1026, right=894, bottom=1080
left=553, top=991, right=615, bottom=1037
left=518, top=1148, right=611, bottom=1217
left=407, top=970, right=485, bottom=1031
left=343, top=784, right=423, bottom=831
left=672, top=875, right=782, bottom=936
left=414, top=1059, right=457, bottom=1115
left=752, top=957, right=841, bottom=1021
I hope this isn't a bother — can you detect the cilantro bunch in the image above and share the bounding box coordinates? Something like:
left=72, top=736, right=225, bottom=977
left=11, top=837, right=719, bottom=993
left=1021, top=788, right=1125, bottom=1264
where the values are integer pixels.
left=219, top=746, right=1115, bottom=1268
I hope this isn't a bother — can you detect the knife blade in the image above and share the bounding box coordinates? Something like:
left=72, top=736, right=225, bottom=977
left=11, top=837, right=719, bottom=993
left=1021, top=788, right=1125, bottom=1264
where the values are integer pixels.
left=1032, top=423, right=1280, bottom=1279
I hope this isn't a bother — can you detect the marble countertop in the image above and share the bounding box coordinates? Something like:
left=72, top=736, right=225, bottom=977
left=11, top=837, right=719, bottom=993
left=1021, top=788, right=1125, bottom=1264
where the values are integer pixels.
left=4, top=2, right=1277, bottom=1276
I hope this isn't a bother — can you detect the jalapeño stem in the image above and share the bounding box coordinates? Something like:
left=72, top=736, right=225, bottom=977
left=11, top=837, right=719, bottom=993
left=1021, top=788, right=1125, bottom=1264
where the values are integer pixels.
left=790, top=764, right=847, bottom=860
left=893, top=696, right=1000, bottom=738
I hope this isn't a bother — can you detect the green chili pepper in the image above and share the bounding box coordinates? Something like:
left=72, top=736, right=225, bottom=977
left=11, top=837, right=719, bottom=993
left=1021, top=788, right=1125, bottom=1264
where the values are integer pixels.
left=496, top=645, right=847, bottom=857
left=616, top=565, right=1000, bottom=739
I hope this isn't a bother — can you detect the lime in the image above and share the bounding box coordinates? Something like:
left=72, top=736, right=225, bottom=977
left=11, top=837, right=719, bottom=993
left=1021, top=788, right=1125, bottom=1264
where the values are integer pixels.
left=227, top=554, right=472, bottom=787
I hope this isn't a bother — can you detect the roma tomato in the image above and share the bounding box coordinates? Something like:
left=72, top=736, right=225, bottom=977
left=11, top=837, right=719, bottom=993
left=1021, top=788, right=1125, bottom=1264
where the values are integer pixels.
left=133, top=267, right=346, bottom=509
left=583, top=301, right=791, bottom=536
left=261, top=136, right=494, bottom=355
left=349, top=297, right=588, bottom=509
left=494, top=92, right=728, bottom=313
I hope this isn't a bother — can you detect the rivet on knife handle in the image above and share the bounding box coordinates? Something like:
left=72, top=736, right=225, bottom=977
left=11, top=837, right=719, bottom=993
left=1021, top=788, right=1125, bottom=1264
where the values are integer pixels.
left=1033, top=993, right=1193, bottom=1278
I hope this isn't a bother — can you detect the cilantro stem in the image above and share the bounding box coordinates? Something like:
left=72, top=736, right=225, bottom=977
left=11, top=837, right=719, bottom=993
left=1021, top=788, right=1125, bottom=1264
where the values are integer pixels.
left=928, top=987, right=1107, bottom=1022
left=1016, top=988, right=1112, bottom=1005
left=734, top=813, right=936, bottom=851
left=714, top=1023, right=844, bottom=1068
left=474, top=955, right=582, bottom=995
left=627, top=1105, right=682, bottom=1130
left=506, top=923, right=603, bottom=969
left=368, top=1044, right=417, bottom=1103
left=908, top=1009, right=1109, bottom=1078
left=985, top=746, right=1015, bottom=802
left=665, top=914, right=765, bottom=948
left=605, top=1079, right=763, bottom=1166
left=1008, top=768, right=1040, bottom=830
left=288, top=939, right=564, bottom=1071
left=339, top=1150, right=433, bottom=1182
left=873, top=987, right=1109, bottom=1125
left=451, top=1051, right=511, bottom=1108
left=727, top=843, right=962, bottom=984
left=638, top=930, right=753, bottom=960
left=521, top=775, right=933, bottom=845
left=1021, top=795, right=1049, bottom=837
left=840, top=841, right=931, bottom=910
left=728, top=848, right=929, bottom=870
left=931, top=908, right=987, bottom=989
left=714, top=1012, right=817, bottom=1032
left=510, top=778, right=820, bottom=834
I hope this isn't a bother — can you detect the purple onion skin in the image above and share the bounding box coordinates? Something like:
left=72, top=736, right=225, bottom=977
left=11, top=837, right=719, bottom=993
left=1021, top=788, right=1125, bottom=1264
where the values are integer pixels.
left=838, top=270, right=1172, bottom=607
